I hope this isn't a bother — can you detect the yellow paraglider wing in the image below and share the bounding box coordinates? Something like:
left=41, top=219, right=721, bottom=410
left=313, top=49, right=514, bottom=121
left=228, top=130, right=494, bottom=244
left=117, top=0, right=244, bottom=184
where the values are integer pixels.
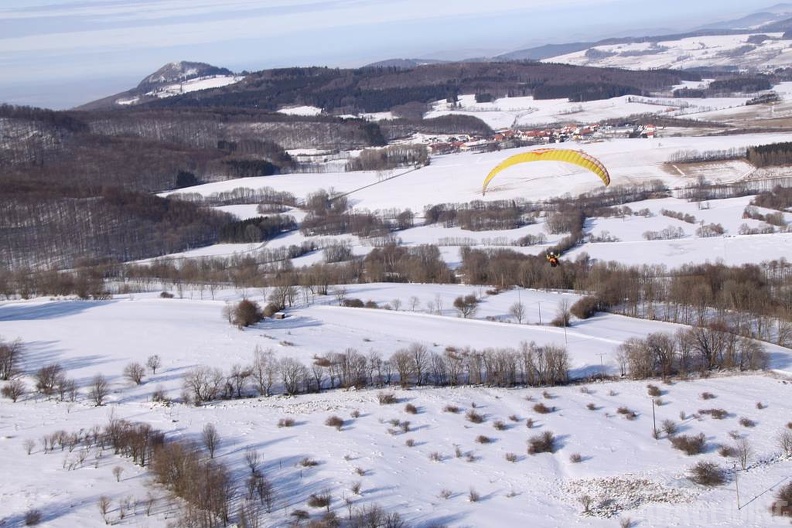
left=482, top=148, right=610, bottom=195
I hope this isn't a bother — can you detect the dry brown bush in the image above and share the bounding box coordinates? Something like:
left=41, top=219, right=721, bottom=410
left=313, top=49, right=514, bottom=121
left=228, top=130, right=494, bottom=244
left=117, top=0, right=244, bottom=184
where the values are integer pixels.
left=377, top=392, right=397, bottom=405
left=533, top=402, right=553, bottom=414
left=670, top=433, right=706, bottom=455
left=688, top=461, right=725, bottom=486
left=466, top=409, right=485, bottom=423
left=528, top=431, right=556, bottom=454
left=325, top=415, right=344, bottom=430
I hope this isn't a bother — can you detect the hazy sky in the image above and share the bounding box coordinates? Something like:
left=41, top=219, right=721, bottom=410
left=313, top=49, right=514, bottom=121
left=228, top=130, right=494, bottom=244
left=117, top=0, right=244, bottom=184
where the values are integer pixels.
left=0, top=0, right=778, bottom=109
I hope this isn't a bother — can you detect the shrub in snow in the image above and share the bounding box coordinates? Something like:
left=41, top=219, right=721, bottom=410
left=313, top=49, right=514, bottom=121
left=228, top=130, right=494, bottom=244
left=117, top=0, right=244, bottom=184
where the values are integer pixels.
left=325, top=415, right=344, bottom=430
left=24, top=509, right=42, bottom=526
left=468, top=488, right=480, bottom=502
left=739, top=417, right=756, bottom=428
left=661, top=419, right=678, bottom=436
left=377, top=392, right=397, bottom=405
left=307, top=490, right=332, bottom=510
left=466, top=409, right=485, bottom=423
left=670, top=433, right=706, bottom=455
left=528, top=431, right=556, bottom=454
left=277, top=417, right=295, bottom=428
left=699, top=408, right=728, bottom=419
left=688, top=461, right=725, bottom=486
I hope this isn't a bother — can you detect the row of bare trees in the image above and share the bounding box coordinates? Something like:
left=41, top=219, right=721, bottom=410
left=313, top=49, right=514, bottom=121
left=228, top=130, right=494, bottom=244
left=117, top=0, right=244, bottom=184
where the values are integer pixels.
left=616, top=327, right=768, bottom=379
left=182, top=342, right=570, bottom=403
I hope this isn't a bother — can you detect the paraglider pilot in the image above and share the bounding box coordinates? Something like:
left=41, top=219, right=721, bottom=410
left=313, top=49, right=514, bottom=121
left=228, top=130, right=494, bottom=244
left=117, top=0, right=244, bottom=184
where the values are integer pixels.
left=546, top=252, right=560, bottom=267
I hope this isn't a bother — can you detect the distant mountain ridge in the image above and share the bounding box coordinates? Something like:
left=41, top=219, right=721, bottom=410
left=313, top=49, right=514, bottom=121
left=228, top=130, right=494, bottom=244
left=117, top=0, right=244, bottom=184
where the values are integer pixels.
left=136, top=61, right=233, bottom=91
left=76, top=61, right=240, bottom=110
left=79, top=5, right=792, bottom=111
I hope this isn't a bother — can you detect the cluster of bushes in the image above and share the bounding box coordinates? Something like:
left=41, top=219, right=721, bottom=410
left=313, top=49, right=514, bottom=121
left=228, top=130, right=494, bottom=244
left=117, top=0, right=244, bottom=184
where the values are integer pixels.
left=424, top=199, right=542, bottom=229
left=642, top=225, right=685, bottom=240
left=661, top=209, right=696, bottom=223
left=750, top=185, right=792, bottom=212
left=345, top=144, right=428, bottom=171
left=742, top=206, right=787, bottom=227
left=695, top=223, right=725, bottom=238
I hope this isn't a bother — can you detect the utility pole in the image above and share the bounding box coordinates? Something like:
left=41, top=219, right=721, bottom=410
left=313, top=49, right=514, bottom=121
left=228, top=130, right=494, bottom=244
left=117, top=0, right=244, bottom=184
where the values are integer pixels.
left=734, top=463, right=740, bottom=509
left=537, top=301, right=542, bottom=325
left=651, top=397, right=657, bottom=439
left=597, top=353, right=605, bottom=376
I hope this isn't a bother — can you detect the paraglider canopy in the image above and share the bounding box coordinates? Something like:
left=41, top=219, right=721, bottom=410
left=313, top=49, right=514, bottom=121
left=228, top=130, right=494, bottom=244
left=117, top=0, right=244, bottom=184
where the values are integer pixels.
left=482, top=148, right=610, bottom=195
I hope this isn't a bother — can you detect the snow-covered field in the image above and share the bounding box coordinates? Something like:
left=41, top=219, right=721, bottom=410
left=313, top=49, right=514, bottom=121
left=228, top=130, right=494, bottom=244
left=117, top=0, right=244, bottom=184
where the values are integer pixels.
left=2, top=83, right=792, bottom=527
left=1, top=287, right=791, bottom=527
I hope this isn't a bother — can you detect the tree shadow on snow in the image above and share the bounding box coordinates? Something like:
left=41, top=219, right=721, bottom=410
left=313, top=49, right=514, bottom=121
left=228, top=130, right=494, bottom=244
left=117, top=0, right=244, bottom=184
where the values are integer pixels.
left=1, top=497, right=92, bottom=526
left=0, top=299, right=116, bottom=321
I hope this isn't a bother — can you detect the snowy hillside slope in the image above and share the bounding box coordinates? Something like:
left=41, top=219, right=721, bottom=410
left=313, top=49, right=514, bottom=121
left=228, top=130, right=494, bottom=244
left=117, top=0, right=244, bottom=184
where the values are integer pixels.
left=542, top=32, right=792, bottom=71
left=2, top=68, right=792, bottom=528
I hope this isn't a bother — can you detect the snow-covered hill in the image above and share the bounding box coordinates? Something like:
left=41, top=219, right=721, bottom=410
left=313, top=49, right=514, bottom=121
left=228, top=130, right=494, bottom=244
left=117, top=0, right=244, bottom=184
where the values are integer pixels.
left=542, top=32, right=792, bottom=72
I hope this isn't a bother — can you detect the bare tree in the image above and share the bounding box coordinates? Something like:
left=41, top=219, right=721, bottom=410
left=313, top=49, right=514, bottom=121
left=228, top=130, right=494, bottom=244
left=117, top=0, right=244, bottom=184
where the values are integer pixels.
left=552, top=298, right=572, bottom=327
left=453, top=293, right=479, bottom=318
left=390, top=349, right=414, bottom=388
left=123, top=362, right=146, bottom=385
left=244, top=448, right=259, bottom=474
left=251, top=346, right=277, bottom=396
left=0, top=338, right=23, bottom=380
left=509, top=301, right=526, bottom=324
left=735, top=437, right=753, bottom=470
left=778, top=430, right=792, bottom=457
left=98, top=495, right=111, bottom=524
left=408, top=343, right=429, bottom=386
left=182, top=366, right=224, bottom=403
left=88, top=374, right=109, bottom=406
left=409, top=296, right=420, bottom=311
left=1, top=378, right=26, bottom=402
left=202, top=423, right=221, bottom=459
left=35, top=363, right=63, bottom=395
left=146, top=354, right=161, bottom=374
left=279, top=357, right=306, bottom=395
left=227, top=363, right=252, bottom=398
